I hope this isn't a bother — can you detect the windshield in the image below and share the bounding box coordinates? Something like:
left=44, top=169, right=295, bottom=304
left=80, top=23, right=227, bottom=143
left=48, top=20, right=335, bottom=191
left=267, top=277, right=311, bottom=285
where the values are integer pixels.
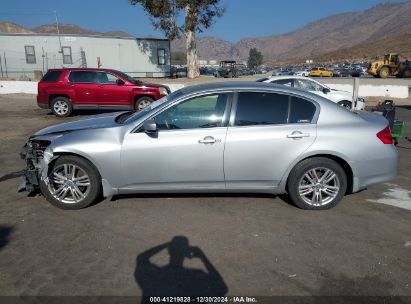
left=124, top=89, right=184, bottom=123
left=115, top=70, right=142, bottom=84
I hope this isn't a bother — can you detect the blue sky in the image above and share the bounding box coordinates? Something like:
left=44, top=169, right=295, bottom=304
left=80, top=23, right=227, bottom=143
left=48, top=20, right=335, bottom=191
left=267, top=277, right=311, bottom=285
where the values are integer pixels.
left=0, top=0, right=406, bottom=42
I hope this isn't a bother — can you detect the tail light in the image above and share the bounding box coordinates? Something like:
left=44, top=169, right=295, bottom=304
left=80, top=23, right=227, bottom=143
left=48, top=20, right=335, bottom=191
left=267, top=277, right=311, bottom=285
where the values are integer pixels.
left=376, top=125, right=393, bottom=144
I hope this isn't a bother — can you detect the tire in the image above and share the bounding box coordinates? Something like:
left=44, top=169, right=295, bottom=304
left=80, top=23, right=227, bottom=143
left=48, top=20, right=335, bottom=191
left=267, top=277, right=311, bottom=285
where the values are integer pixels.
left=287, top=157, right=347, bottom=210
left=135, top=96, right=154, bottom=111
left=51, top=97, right=73, bottom=117
left=337, top=100, right=352, bottom=109
left=379, top=67, right=390, bottom=78
left=39, top=156, right=102, bottom=210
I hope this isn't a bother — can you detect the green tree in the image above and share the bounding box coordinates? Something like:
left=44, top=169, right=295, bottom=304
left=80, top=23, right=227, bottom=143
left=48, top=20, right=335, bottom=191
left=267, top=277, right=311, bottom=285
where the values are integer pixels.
left=129, top=0, right=224, bottom=79
left=247, top=48, right=263, bottom=68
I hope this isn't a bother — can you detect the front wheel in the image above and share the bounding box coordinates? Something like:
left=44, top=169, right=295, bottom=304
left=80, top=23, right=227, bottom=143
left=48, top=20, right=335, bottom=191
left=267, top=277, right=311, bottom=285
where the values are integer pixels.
left=40, top=156, right=101, bottom=210
left=379, top=67, right=390, bottom=78
left=135, top=96, right=154, bottom=111
left=287, top=157, right=347, bottom=210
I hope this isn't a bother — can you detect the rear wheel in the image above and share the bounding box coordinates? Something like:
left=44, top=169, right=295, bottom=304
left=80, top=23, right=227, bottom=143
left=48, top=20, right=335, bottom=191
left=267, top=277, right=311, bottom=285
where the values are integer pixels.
left=40, top=156, right=101, bottom=210
left=135, top=96, right=154, bottom=111
left=51, top=97, right=73, bottom=117
left=287, top=157, right=347, bottom=210
left=379, top=67, right=390, bottom=78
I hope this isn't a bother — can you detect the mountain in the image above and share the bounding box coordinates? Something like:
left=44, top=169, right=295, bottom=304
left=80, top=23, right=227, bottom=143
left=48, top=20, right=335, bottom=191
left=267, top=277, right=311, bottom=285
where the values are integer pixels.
left=171, top=1, right=411, bottom=64
left=0, top=22, right=33, bottom=34
left=1, top=1, right=411, bottom=64
left=0, top=22, right=133, bottom=38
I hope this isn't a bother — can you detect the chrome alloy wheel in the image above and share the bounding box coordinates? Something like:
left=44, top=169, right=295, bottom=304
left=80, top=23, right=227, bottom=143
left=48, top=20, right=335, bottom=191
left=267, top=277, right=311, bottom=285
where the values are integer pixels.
left=298, top=167, right=340, bottom=206
left=137, top=99, right=151, bottom=110
left=53, top=100, right=69, bottom=115
left=47, top=164, right=91, bottom=204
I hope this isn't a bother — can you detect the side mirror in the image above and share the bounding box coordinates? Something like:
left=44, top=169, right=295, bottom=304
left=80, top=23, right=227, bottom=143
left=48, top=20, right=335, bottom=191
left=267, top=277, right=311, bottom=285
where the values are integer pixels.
left=116, top=79, right=125, bottom=86
left=323, top=87, right=330, bottom=94
left=142, top=119, right=157, bottom=133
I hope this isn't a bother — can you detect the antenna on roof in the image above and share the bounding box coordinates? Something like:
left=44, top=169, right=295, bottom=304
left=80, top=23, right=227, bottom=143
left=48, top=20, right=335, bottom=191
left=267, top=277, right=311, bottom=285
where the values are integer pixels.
left=54, top=11, right=62, bottom=54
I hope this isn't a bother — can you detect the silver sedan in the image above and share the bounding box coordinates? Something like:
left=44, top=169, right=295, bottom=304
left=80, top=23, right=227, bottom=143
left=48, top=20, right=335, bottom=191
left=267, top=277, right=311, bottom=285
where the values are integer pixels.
left=19, top=82, right=398, bottom=210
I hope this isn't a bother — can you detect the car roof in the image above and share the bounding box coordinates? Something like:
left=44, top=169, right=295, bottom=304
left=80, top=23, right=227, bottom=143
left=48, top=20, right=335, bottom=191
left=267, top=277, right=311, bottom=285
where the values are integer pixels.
left=176, top=81, right=323, bottom=101
left=47, top=68, right=120, bottom=73
left=265, top=75, right=319, bottom=81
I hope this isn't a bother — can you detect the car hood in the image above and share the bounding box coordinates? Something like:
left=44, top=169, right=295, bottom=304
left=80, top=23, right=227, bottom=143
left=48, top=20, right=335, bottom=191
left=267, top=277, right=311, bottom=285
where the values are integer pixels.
left=331, top=88, right=350, bottom=94
left=142, top=82, right=170, bottom=93
left=34, top=112, right=123, bottom=136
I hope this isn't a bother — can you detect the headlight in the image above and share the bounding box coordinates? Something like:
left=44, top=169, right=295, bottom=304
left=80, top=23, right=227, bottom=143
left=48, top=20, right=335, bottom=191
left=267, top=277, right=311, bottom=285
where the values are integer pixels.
left=159, top=87, right=168, bottom=96
left=43, top=147, right=54, bottom=163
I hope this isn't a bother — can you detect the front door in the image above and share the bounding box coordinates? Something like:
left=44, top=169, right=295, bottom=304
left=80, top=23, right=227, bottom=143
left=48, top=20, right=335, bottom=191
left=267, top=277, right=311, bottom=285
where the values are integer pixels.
left=94, top=71, right=131, bottom=107
left=120, top=93, right=231, bottom=191
left=224, top=91, right=318, bottom=189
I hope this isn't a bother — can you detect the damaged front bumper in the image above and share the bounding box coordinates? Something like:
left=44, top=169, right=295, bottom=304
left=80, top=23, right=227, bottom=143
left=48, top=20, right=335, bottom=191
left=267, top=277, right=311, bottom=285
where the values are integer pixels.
left=18, top=140, right=55, bottom=195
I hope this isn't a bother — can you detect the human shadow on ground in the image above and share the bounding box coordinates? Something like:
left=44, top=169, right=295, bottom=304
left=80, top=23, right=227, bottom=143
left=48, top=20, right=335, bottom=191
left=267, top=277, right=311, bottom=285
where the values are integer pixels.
left=134, top=236, right=228, bottom=303
left=0, top=225, right=14, bottom=251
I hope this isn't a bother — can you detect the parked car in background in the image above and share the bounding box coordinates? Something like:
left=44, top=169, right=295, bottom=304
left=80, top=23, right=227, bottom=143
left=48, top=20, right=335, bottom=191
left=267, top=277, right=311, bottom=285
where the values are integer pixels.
left=216, top=61, right=238, bottom=78
left=199, top=66, right=217, bottom=76
left=272, top=68, right=294, bottom=76
left=260, top=76, right=365, bottom=110
left=332, top=68, right=352, bottom=77
left=171, top=65, right=188, bottom=78
left=37, top=68, right=170, bottom=117
left=271, top=68, right=282, bottom=76
left=20, top=82, right=397, bottom=211
left=294, top=69, right=310, bottom=77
left=309, top=67, right=333, bottom=77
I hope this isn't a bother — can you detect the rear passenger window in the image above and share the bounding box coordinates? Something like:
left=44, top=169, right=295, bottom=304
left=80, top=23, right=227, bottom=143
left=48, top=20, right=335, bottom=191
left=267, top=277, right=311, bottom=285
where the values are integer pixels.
left=235, top=92, right=289, bottom=126
left=41, top=71, right=62, bottom=82
left=289, top=97, right=316, bottom=124
left=68, top=71, right=96, bottom=83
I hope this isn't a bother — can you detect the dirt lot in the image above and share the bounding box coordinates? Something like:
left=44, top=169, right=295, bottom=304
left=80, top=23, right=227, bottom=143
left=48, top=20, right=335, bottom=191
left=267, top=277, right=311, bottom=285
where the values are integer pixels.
left=0, top=94, right=411, bottom=300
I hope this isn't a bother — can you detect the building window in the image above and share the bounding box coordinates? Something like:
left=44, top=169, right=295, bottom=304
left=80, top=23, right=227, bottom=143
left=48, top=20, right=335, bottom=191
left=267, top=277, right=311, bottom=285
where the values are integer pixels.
left=62, top=47, right=72, bottom=64
left=25, top=46, right=36, bottom=64
left=157, top=48, right=166, bottom=65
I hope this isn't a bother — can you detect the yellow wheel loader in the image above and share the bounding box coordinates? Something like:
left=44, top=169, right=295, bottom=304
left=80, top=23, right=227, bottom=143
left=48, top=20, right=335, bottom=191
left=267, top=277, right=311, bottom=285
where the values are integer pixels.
left=367, top=53, right=411, bottom=78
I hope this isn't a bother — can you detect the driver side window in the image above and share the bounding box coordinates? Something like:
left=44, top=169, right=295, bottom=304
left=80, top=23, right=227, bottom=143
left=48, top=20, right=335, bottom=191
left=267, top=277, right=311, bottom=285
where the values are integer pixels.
left=154, top=94, right=228, bottom=130
left=95, top=72, right=118, bottom=84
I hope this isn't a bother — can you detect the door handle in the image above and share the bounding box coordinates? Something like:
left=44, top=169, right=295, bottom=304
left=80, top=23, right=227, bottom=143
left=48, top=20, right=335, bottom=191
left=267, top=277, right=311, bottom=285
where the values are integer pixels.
left=198, top=136, right=218, bottom=144
left=287, top=131, right=310, bottom=139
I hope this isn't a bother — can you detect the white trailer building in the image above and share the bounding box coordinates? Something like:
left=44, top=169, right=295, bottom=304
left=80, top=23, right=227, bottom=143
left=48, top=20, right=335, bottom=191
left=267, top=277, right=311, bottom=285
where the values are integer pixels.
left=0, top=33, right=171, bottom=80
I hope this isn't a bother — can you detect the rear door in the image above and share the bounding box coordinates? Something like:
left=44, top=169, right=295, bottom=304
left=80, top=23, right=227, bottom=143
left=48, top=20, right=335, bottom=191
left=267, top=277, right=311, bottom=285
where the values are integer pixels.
left=224, top=91, right=318, bottom=189
left=68, top=71, right=101, bottom=105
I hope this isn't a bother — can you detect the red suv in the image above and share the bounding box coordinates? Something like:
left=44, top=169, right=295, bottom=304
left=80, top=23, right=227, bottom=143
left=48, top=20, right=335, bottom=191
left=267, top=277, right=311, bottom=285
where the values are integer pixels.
left=37, top=68, right=170, bottom=117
